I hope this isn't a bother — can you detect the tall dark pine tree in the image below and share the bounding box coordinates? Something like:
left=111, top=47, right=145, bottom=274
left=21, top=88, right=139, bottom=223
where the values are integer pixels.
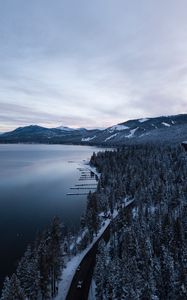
left=1, top=274, right=25, bottom=300
left=86, top=192, right=99, bottom=240
left=49, top=216, right=63, bottom=297
left=95, top=240, right=108, bottom=300
left=37, top=231, right=51, bottom=299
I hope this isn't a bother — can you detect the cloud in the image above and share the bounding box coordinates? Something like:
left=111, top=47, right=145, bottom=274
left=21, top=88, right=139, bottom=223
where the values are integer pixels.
left=0, top=0, right=187, bottom=131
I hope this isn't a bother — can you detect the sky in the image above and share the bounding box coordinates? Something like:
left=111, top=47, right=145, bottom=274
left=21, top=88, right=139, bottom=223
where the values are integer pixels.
left=0, top=0, right=187, bottom=132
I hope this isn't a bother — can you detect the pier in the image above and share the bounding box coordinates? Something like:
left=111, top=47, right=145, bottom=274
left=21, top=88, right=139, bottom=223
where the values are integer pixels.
left=67, top=164, right=99, bottom=196
left=70, top=187, right=96, bottom=190
left=67, top=193, right=89, bottom=196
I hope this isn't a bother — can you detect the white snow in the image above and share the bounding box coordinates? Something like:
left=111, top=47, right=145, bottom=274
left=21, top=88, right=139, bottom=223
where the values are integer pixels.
left=109, top=125, right=129, bottom=132
left=125, top=127, right=138, bottom=138
left=171, top=120, right=175, bottom=124
left=138, top=118, right=149, bottom=123
left=162, top=122, right=171, bottom=127
left=139, top=132, right=151, bottom=138
left=88, top=279, right=96, bottom=300
left=81, top=136, right=96, bottom=142
left=122, top=197, right=135, bottom=208
left=56, top=126, right=76, bottom=131
left=55, top=219, right=111, bottom=300
left=104, top=133, right=118, bottom=142
left=83, top=163, right=101, bottom=178
left=56, top=198, right=134, bottom=300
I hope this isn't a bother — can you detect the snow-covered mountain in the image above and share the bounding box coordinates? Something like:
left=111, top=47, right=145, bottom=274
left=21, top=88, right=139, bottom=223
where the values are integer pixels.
left=0, top=114, right=187, bottom=145
left=87, top=114, right=187, bottom=145
left=0, top=125, right=100, bottom=144
left=55, top=126, right=76, bottom=131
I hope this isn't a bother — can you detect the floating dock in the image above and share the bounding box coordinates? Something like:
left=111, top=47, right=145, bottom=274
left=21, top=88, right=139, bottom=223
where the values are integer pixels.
left=67, top=193, right=89, bottom=196
left=70, top=187, right=96, bottom=190
left=75, top=184, right=97, bottom=186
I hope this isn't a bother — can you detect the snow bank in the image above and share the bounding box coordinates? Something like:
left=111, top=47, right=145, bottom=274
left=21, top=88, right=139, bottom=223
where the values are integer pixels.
left=88, top=279, right=96, bottom=300
left=55, top=219, right=111, bottom=300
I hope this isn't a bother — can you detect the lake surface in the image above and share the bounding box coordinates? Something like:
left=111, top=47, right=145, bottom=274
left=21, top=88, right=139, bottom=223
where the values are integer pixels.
left=0, top=144, right=102, bottom=289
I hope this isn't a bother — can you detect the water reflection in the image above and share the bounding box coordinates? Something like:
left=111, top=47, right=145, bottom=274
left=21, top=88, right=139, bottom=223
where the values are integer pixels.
left=0, top=144, right=101, bottom=289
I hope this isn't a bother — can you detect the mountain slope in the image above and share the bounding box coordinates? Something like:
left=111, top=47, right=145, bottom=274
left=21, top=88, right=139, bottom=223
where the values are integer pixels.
left=88, top=114, right=187, bottom=145
left=0, top=125, right=100, bottom=144
left=0, top=114, right=186, bottom=144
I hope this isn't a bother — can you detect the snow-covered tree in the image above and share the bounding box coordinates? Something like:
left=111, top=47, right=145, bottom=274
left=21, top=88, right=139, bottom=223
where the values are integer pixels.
left=1, top=274, right=25, bottom=300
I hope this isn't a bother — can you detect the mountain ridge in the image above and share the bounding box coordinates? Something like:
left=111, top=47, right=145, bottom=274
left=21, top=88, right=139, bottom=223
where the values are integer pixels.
left=0, top=114, right=187, bottom=145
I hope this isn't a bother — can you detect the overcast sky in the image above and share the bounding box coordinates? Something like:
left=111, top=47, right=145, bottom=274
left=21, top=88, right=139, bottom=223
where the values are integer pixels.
left=0, top=0, right=187, bottom=131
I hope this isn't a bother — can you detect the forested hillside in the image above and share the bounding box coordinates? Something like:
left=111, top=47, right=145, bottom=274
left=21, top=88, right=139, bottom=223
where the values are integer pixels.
left=1, top=144, right=187, bottom=300
left=90, top=145, right=187, bottom=299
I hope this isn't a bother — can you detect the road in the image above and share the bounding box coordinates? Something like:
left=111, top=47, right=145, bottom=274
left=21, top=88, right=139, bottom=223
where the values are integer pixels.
left=66, top=200, right=134, bottom=300
left=66, top=224, right=110, bottom=300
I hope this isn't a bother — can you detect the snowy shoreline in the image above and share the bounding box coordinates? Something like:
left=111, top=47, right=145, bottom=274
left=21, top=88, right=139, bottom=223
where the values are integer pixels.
left=55, top=196, right=134, bottom=300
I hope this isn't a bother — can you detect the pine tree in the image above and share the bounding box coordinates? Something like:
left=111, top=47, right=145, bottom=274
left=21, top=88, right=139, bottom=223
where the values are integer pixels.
left=17, top=245, right=41, bottom=299
left=1, top=274, right=25, bottom=300
left=49, top=216, right=63, bottom=297
left=95, top=240, right=108, bottom=300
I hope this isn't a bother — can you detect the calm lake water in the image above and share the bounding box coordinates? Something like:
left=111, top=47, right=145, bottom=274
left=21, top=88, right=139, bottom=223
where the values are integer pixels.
left=0, top=144, right=102, bottom=289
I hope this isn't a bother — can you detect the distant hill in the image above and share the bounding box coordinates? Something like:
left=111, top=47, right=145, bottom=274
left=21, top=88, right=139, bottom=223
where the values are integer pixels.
left=0, top=125, right=100, bottom=144
left=0, top=114, right=187, bottom=145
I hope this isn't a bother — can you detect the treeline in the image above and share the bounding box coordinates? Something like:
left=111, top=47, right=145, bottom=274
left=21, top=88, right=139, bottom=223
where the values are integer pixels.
left=91, top=144, right=187, bottom=299
left=1, top=217, right=63, bottom=299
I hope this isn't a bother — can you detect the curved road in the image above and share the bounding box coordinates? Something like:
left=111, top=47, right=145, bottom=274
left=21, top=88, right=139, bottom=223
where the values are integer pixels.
left=66, top=201, right=134, bottom=300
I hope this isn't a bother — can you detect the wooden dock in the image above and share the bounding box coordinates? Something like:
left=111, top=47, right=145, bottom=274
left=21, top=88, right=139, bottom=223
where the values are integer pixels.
left=70, top=187, right=96, bottom=190
left=78, top=179, right=96, bottom=181
left=75, top=184, right=97, bottom=186
left=67, top=164, right=99, bottom=196
left=67, top=193, right=89, bottom=196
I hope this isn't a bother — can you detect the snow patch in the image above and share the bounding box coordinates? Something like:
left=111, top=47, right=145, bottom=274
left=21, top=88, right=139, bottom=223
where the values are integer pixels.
left=139, top=132, right=151, bottom=138
left=125, top=127, right=138, bottom=138
left=82, top=161, right=101, bottom=178
left=105, top=133, right=118, bottom=142
left=56, top=126, right=76, bottom=131
left=171, top=120, right=175, bottom=124
left=109, top=125, right=129, bottom=132
left=88, top=279, right=96, bottom=300
left=162, top=122, right=170, bottom=127
left=81, top=136, right=96, bottom=142
left=138, top=118, right=149, bottom=123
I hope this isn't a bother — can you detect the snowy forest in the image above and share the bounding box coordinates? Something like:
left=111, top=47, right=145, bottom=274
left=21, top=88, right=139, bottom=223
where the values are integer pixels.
left=1, top=144, right=187, bottom=299
left=91, top=145, right=187, bottom=299
left=1, top=217, right=64, bottom=299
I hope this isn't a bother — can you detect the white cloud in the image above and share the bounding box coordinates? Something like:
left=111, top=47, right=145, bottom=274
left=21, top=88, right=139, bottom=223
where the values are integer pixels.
left=0, top=0, right=187, bottom=131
